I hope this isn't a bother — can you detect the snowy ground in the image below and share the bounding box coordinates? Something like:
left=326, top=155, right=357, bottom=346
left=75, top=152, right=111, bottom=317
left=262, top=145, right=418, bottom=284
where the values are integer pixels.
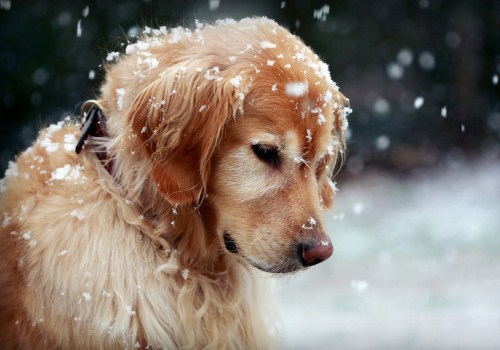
left=275, top=159, right=500, bottom=350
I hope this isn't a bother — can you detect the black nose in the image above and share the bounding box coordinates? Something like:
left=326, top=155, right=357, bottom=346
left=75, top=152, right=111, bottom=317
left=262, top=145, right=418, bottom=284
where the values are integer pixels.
left=298, top=239, right=333, bottom=267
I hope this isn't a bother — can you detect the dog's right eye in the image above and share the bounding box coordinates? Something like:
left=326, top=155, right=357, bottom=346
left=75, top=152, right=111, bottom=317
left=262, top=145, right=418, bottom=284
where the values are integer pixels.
left=252, top=144, right=280, bottom=167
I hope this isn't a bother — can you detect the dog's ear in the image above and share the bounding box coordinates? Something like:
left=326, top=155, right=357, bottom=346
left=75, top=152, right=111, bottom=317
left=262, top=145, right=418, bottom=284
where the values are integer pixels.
left=127, top=62, right=245, bottom=205
left=320, top=176, right=335, bottom=209
left=319, top=103, right=347, bottom=210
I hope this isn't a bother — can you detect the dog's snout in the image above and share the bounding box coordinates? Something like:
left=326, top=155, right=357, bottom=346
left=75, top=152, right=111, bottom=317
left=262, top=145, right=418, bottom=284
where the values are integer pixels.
left=298, top=239, right=333, bottom=267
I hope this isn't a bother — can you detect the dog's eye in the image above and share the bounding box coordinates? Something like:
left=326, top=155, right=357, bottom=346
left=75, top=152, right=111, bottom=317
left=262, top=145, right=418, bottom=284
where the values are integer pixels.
left=252, top=144, right=280, bottom=167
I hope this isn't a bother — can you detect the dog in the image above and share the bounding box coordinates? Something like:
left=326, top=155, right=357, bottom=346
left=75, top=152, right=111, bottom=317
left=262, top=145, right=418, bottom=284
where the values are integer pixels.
left=0, top=17, right=348, bottom=349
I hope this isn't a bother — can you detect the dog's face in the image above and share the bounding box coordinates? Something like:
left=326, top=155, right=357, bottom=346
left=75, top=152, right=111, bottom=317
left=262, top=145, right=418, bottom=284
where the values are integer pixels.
left=209, top=75, right=343, bottom=273
left=121, top=19, right=347, bottom=273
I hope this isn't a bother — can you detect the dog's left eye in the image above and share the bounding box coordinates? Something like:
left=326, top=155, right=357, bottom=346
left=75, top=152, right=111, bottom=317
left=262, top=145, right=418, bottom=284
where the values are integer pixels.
left=252, top=144, right=280, bottom=167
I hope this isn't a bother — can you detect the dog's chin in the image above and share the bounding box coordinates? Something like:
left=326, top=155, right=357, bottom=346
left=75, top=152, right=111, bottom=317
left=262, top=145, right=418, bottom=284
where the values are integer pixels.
left=223, top=231, right=303, bottom=274
left=246, top=259, right=303, bottom=274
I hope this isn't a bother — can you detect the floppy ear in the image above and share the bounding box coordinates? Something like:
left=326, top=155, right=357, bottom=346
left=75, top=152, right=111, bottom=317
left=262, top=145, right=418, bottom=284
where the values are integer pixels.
left=320, top=94, right=347, bottom=210
left=320, top=176, right=335, bottom=209
left=126, top=62, right=245, bottom=205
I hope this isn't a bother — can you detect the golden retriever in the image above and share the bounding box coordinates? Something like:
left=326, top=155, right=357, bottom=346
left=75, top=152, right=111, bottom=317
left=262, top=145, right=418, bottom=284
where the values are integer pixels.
left=0, top=17, right=348, bottom=349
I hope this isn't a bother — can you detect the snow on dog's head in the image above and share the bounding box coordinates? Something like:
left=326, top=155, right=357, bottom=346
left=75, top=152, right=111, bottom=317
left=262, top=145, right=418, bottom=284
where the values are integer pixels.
left=101, top=17, right=349, bottom=273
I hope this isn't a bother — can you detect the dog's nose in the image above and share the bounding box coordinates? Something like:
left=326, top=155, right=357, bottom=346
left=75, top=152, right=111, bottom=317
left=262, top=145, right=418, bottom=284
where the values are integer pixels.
left=299, top=239, right=333, bottom=267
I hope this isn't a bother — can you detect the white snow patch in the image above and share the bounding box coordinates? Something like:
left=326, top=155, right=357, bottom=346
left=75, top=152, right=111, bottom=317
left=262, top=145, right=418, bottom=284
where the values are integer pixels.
left=198, top=105, right=207, bottom=112
left=22, top=232, right=32, bottom=240
left=126, top=305, right=136, bottom=316
left=327, top=178, right=339, bottom=192
left=271, top=84, right=278, bottom=92
left=82, top=292, right=92, bottom=301
left=116, top=88, right=126, bottom=111
left=230, top=75, right=243, bottom=88
left=63, top=133, right=77, bottom=151
left=50, top=164, right=85, bottom=182
left=301, top=217, right=317, bottom=230
left=70, top=209, right=85, bottom=221
left=285, top=81, right=308, bottom=97
left=106, top=51, right=120, bottom=62
left=317, top=113, right=326, bottom=125
left=5, top=161, right=18, bottom=178
left=2, top=213, right=12, bottom=228
left=267, top=59, right=275, bottom=66
left=340, top=107, right=352, bottom=131
left=181, top=268, right=190, bottom=280
left=40, top=137, right=59, bottom=153
left=46, top=122, right=63, bottom=134
left=260, top=41, right=277, bottom=49
left=306, top=129, right=312, bottom=142
left=58, top=250, right=68, bottom=257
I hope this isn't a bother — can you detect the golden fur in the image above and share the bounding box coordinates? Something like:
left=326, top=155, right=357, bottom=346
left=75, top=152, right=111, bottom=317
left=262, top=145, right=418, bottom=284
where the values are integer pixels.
left=0, top=17, right=348, bottom=349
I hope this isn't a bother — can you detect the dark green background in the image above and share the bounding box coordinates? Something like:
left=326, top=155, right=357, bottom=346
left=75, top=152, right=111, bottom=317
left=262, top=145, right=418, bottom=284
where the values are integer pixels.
left=1, top=0, right=499, bottom=177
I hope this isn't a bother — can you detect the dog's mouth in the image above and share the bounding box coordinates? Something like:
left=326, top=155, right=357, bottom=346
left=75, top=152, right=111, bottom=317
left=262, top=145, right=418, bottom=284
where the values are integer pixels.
left=223, top=231, right=304, bottom=273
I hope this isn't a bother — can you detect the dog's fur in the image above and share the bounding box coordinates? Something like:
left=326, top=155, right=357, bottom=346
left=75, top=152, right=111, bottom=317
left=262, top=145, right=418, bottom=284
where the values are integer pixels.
left=0, top=17, right=348, bottom=349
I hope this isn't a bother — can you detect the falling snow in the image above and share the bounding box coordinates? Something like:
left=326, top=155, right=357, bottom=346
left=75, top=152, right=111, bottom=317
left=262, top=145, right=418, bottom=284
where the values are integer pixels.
left=493, top=74, right=499, bottom=85
left=76, top=19, right=82, bottom=37
left=414, top=96, right=424, bottom=109
left=82, top=5, right=89, bottom=18
left=351, top=279, right=369, bottom=292
left=441, top=106, right=447, bottom=118
left=313, top=5, right=330, bottom=21
left=208, top=0, right=220, bottom=11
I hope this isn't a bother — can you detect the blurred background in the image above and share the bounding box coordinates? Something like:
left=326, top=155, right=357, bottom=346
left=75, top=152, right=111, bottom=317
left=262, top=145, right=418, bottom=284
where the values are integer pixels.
left=1, top=0, right=499, bottom=349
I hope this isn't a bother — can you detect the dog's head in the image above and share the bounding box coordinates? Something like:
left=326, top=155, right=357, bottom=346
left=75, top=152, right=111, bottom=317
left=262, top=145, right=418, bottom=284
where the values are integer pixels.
left=121, top=18, right=348, bottom=273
